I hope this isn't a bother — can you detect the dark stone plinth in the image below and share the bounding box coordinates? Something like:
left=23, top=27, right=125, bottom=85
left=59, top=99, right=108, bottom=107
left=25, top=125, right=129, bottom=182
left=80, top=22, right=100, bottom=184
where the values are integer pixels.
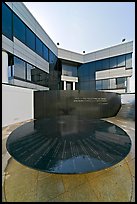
left=6, top=116, right=131, bottom=174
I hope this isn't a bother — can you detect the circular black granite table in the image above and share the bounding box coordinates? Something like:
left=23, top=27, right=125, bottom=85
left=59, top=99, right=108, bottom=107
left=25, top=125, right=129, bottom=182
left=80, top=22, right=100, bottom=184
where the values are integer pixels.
left=6, top=116, right=131, bottom=174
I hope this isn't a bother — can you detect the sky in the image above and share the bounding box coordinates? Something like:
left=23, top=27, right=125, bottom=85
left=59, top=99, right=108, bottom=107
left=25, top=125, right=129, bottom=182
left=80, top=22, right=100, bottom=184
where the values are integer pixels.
left=23, top=2, right=135, bottom=92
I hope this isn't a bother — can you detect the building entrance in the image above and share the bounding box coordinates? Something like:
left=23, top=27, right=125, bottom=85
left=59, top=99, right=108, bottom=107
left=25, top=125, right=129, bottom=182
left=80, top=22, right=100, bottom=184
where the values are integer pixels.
left=66, top=82, right=73, bottom=90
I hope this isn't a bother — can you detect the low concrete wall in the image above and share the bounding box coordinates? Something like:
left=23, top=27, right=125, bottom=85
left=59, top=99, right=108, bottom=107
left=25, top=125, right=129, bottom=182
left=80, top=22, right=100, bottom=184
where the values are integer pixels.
left=121, top=93, right=135, bottom=104
left=117, top=93, right=135, bottom=120
left=2, top=84, right=34, bottom=127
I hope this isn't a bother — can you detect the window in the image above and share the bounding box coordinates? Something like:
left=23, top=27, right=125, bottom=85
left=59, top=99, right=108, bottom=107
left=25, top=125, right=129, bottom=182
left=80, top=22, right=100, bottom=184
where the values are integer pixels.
left=79, top=81, right=90, bottom=90
left=89, top=62, right=95, bottom=80
left=96, top=80, right=102, bottom=90
left=26, top=63, right=34, bottom=81
left=78, top=64, right=85, bottom=77
left=49, top=50, right=58, bottom=71
left=102, top=79, right=110, bottom=89
left=2, top=2, right=13, bottom=40
left=102, top=58, right=110, bottom=70
left=43, top=44, right=49, bottom=61
left=14, top=56, right=26, bottom=79
left=110, top=78, right=116, bottom=89
left=36, top=37, right=43, bottom=57
left=90, top=80, right=96, bottom=91
left=62, top=64, right=77, bottom=77
left=31, top=68, right=49, bottom=87
left=110, top=57, right=117, bottom=68
left=8, top=54, right=14, bottom=78
left=95, top=60, right=102, bottom=71
left=13, top=14, right=25, bottom=43
left=116, top=77, right=126, bottom=88
left=26, top=27, right=35, bottom=51
left=117, top=55, right=125, bottom=67
left=126, top=53, right=132, bottom=68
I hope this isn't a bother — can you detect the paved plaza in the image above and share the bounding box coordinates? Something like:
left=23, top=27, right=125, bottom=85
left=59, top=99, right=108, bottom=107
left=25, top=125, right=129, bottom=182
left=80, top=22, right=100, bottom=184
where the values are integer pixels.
left=2, top=116, right=135, bottom=202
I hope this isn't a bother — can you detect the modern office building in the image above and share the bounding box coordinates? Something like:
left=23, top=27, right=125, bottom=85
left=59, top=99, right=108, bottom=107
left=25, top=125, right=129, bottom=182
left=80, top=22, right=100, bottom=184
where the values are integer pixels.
left=2, top=2, right=133, bottom=93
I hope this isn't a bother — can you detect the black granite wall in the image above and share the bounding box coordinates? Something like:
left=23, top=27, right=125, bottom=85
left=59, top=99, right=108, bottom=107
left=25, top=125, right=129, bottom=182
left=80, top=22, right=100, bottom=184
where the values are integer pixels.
left=34, top=90, right=121, bottom=119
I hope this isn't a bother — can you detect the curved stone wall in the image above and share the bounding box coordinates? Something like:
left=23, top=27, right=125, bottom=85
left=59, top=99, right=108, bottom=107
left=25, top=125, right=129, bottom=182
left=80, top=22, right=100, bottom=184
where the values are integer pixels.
left=34, top=90, right=121, bottom=119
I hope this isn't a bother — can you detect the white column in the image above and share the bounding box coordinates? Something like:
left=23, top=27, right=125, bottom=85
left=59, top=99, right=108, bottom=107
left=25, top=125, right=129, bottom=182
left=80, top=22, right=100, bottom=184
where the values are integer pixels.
left=2, top=51, right=8, bottom=83
left=127, top=77, right=130, bottom=93
left=73, top=82, right=75, bottom=90
left=64, top=81, right=66, bottom=90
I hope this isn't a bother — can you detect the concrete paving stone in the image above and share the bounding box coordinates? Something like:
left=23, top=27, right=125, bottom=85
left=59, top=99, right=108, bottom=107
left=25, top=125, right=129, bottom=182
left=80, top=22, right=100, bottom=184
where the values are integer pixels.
left=4, top=159, right=38, bottom=202
left=126, top=158, right=135, bottom=178
left=49, top=182, right=99, bottom=202
left=5, top=187, right=37, bottom=202
left=38, top=171, right=52, bottom=180
left=61, top=173, right=88, bottom=192
left=5, top=173, right=37, bottom=202
left=2, top=138, right=7, bottom=155
left=130, top=176, right=135, bottom=202
left=5, top=158, right=38, bottom=175
left=88, top=162, right=132, bottom=202
left=2, top=187, right=6, bottom=202
left=36, top=174, right=65, bottom=202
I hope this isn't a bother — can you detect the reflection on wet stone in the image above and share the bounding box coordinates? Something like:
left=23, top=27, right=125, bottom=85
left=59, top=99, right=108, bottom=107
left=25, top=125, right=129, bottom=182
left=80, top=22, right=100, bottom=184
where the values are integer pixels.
left=6, top=116, right=131, bottom=174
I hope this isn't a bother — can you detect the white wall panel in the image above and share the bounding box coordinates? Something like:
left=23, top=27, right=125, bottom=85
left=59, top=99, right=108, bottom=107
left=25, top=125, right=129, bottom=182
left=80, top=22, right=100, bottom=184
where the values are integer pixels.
left=84, top=41, right=133, bottom=63
left=109, top=67, right=126, bottom=78
left=96, top=69, right=110, bottom=80
left=96, top=67, right=132, bottom=80
left=101, top=89, right=126, bottom=93
left=2, top=35, right=14, bottom=54
left=9, top=79, right=49, bottom=90
left=61, top=75, right=78, bottom=82
left=58, top=48, right=83, bottom=63
left=2, top=84, right=34, bottom=127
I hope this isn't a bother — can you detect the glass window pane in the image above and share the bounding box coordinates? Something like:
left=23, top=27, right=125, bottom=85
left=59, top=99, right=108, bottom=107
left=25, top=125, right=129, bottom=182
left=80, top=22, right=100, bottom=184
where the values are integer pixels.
left=79, top=81, right=89, bottom=90
left=8, top=66, right=12, bottom=78
left=126, top=53, right=132, bottom=68
left=110, top=78, right=116, bottom=89
left=49, top=50, right=58, bottom=71
left=88, top=62, right=95, bottom=80
left=78, top=65, right=85, bottom=77
left=13, top=14, right=25, bottom=43
left=26, top=27, right=35, bottom=51
left=2, top=2, right=13, bottom=40
left=43, top=44, right=49, bottom=61
left=8, top=54, right=14, bottom=79
left=102, top=58, right=110, bottom=70
left=14, top=57, right=26, bottom=79
left=95, top=60, right=103, bottom=71
left=96, top=80, right=102, bottom=90
left=90, top=80, right=96, bottom=91
left=102, top=79, right=110, bottom=89
left=110, top=57, right=117, bottom=68
left=116, top=77, right=126, bottom=88
left=117, top=55, right=125, bottom=67
left=36, top=37, right=42, bottom=57
left=26, top=63, right=34, bottom=81
left=31, top=68, right=49, bottom=87
left=62, top=64, right=77, bottom=77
